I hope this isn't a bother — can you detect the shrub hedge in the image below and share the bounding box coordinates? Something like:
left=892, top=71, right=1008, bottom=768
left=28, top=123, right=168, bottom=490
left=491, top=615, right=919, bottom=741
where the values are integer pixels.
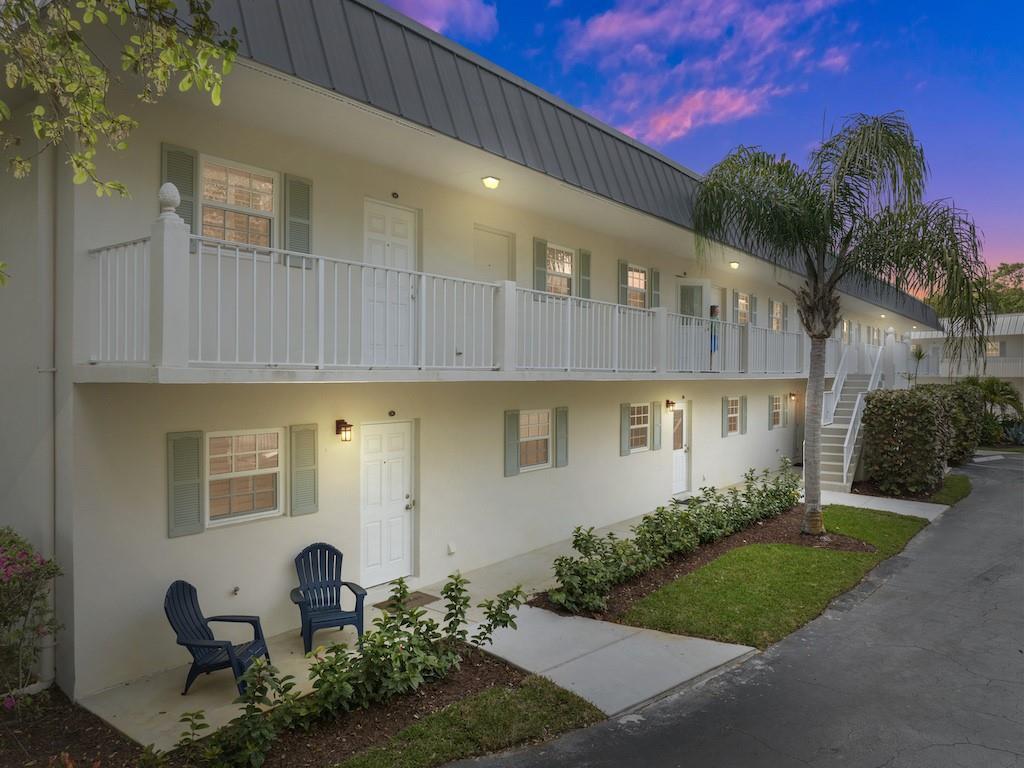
left=548, top=461, right=801, bottom=614
left=862, top=388, right=953, bottom=496
left=917, top=383, right=984, bottom=466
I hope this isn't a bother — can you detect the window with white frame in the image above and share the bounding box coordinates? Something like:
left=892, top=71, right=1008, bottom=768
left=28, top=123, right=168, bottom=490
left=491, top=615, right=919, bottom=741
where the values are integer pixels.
left=519, top=410, right=552, bottom=470
left=735, top=292, right=751, bottom=325
left=207, top=429, right=284, bottom=524
left=771, top=301, right=784, bottom=331
left=986, top=340, right=1002, bottom=357
left=629, top=403, right=650, bottom=450
left=626, top=266, right=648, bottom=308
left=770, top=395, right=782, bottom=428
left=726, top=396, right=740, bottom=435
left=545, top=244, right=574, bottom=295
left=200, top=158, right=277, bottom=247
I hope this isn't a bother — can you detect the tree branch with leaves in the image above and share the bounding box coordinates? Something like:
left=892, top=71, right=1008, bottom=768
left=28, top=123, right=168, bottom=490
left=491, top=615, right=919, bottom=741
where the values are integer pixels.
left=0, top=0, right=236, bottom=197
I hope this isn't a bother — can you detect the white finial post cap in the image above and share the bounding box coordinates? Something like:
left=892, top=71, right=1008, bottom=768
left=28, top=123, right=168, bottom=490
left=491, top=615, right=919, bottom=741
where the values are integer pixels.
left=158, top=182, right=181, bottom=214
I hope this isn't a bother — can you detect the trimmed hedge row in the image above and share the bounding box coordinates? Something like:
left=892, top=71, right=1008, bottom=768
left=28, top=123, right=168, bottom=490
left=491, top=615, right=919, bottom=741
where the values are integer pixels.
left=548, top=462, right=801, bottom=613
left=862, top=383, right=983, bottom=496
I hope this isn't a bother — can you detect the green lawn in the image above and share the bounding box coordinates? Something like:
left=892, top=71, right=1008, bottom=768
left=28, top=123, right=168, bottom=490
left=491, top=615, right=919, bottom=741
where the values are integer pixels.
left=337, top=677, right=603, bottom=768
left=621, top=506, right=927, bottom=649
left=929, top=474, right=972, bottom=505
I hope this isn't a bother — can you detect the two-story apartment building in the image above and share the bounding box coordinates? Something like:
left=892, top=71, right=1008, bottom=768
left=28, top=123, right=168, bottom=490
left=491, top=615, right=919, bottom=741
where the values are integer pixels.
left=912, top=313, right=1024, bottom=394
left=0, top=0, right=935, bottom=700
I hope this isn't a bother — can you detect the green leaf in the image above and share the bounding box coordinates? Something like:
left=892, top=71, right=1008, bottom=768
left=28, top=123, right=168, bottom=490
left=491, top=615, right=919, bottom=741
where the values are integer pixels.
left=210, top=82, right=221, bottom=106
left=0, top=100, right=10, bottom=122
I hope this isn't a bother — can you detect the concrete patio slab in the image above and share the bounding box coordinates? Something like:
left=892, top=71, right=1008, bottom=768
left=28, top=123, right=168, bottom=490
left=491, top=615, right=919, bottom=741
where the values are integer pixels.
left=821, top=490, right=948, bottom=521
left=542, top=628, right=756, bottom=715
left=485, top=606, right=754, bottom=716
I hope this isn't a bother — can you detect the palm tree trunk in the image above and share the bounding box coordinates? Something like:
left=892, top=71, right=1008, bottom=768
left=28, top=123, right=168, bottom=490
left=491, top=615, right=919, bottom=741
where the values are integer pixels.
left=803, top=335, right=827, bottom=535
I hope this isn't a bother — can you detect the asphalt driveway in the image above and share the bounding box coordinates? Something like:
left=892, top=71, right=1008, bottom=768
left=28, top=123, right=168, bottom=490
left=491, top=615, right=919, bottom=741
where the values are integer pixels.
left=460, top=454, right=1024, bottom=768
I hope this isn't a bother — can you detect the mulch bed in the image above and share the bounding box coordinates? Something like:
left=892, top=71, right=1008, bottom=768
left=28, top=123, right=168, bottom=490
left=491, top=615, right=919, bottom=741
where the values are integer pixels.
left=0, top=649, right=525, bottom=768
left=260, top=648, right=523, bottom=768
left=529, top=504, right=875, bottom=623
left=0, top=688, right=146, bottom=768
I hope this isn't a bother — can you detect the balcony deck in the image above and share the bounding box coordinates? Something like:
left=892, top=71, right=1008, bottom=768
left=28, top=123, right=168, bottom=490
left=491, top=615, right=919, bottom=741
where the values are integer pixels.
left=79, top=221, right=839, bottom=384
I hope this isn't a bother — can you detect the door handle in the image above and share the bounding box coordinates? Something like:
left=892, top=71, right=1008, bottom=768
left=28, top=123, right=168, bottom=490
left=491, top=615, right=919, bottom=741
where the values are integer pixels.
left=405, top=500, right=416, bottom=510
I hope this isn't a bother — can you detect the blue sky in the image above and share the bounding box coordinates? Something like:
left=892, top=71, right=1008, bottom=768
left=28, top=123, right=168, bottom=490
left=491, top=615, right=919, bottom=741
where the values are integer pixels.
left=384, top=0, right=1023, bottom=267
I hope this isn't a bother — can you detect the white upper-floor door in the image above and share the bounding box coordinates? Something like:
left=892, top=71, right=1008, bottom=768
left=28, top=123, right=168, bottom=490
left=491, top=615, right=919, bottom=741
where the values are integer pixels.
left=471, top=225, right=514, bottom=283
left=363, top=199, right=418, bottom=366
left=360, top=420, right=415, bottom=587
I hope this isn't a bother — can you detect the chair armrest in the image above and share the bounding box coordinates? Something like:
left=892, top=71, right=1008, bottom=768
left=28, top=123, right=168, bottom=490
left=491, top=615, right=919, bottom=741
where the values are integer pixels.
left=207, top=615, right=265, bottom=643
left=342, top=581, right=367, bottom=598
left=289, top=587, right=308, bottom=606
left=178, top=637, right=231, bottom=651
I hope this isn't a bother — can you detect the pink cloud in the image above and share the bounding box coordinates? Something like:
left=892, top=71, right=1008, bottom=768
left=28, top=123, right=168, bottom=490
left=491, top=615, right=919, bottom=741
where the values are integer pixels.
left=625, top=86, right=773, bottom=143
left=387, top=0, right=498, bottom=41
left=559, top=0, right=852, bottom=145
left=818, top=45, right=853, bottom=72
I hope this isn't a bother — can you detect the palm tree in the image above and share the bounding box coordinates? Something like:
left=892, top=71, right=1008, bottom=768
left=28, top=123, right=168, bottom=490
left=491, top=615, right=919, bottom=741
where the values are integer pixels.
left=964, top=376, right=1024, bottom=419
left=693, top=113, right=988, bottom=535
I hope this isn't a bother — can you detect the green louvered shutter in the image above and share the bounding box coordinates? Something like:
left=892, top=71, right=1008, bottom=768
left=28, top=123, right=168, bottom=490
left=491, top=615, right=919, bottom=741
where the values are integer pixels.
left=533, top=238, right=547, bottom=291
left=768, top=396, right=775, bottom=430
left=750, top=295, right=758, bottom=326
left=721, top=397, right=729, bottom=438
left=619, top=402, right=630, bottom=455
left=284, top=175, right=313, bottom=254
left=160, top=144, right=198, bottom=234
left=577, top=250, right=591, bottom=298
left=732, top=290, right=739, bottom=323
left=554, top=406, right=569, bottom=468
left=783, top=303, right=790, bottom=332
left=649, top=269, right=660, bottom=308
left=767, top=299, right=775, bottom=328
left=617, top=261, right=629, bottom=305
left=650, top=401, right=661, bottom=450
left=740, top=396, right=748, bottom=434
left=290, top=424, right=318, bottom=516
left=167, top=431, right=204, bottom=538
left=504, top=410, right=520, bottom=477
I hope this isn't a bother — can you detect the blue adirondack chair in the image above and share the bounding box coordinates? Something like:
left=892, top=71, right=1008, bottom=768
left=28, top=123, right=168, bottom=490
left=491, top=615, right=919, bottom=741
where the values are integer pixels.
left=163, top=580, right=270, bottom=695
left=291, top=543, right=366, bottom=653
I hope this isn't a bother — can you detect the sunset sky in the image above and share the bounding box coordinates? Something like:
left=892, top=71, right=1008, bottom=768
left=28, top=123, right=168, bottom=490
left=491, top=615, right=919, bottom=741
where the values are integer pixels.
left=383, top=0, right=1022, bottom=268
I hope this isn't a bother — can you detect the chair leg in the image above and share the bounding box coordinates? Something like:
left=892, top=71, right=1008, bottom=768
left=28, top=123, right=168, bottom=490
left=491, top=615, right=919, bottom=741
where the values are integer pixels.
left=302, top=623, right=313, bottom=655
left=182, top=664, right=201, bottom=696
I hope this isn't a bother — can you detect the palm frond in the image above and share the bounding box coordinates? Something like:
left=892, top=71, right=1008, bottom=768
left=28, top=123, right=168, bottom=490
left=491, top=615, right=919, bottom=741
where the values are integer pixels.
left=693, top=147, right=830, bottom=275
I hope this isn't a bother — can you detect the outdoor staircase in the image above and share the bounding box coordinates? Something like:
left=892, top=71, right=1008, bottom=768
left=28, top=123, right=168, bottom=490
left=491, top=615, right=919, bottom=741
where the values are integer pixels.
left=820, top=374, right=871, bottom=492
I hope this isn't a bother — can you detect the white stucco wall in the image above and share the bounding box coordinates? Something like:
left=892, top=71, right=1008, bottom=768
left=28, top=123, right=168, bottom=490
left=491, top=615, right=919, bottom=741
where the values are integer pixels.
left=70, top=377, right=803, bottom=696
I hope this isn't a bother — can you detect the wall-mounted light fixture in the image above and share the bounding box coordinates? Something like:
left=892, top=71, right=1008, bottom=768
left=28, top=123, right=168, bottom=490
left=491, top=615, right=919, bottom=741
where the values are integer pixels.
left=481, top=176, right=501, bottom=190
left=665, top=399, right=676, bottom=411
left=789, top=393, right=797, bottom=402
left=880, top=314, right=886, bottom=319
left=335, top=419, right=353, bottom=442
left=728, top=260, right=740, bottom=270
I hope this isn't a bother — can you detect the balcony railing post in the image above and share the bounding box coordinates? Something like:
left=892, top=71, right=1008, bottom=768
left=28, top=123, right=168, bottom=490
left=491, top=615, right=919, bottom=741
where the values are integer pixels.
left=495, top=280, right=517, bottom=372
left=149, top=183, right=191, bottom=367
left=652, top=306, right=668, bottom=373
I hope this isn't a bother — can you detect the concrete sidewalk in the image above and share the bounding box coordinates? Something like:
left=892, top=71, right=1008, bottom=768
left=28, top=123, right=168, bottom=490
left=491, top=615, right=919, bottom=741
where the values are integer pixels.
left=821, top=489, right=948, bottom=521
left=485, top=606, right=755, bottom=716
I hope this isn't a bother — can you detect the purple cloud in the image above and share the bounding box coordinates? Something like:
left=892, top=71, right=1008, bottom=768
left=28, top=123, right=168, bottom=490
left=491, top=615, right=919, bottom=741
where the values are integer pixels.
left=561, top=0, right=851, bottom=143
left=387, top=0, right=498, bottom=42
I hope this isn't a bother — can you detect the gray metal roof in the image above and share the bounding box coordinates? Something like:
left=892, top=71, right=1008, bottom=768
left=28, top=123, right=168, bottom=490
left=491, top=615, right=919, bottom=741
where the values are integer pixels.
left=913, top=313, right=1024, bottom=339
left=209, top=0, right=939, bottom=328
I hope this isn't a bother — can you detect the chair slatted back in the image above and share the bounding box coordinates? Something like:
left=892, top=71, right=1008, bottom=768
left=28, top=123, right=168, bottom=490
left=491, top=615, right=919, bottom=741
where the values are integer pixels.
left=164, top=580, right=215, bottom=657
left=295, top=543, right=344, bottom=610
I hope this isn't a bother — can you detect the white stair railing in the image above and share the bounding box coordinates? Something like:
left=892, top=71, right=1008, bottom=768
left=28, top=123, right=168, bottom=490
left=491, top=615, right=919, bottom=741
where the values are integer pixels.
left=842, top=344, right=884, bottom=484
left=822, top=344, right=850, bottom=425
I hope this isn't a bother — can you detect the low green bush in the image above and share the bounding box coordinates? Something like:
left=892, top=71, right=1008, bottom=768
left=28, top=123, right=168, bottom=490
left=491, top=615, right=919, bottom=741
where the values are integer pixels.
left=1002, top=420, right=1024, bottom=446
left=980, top=412, right=1005, bottom=445
left=0, top=527, right=61, bottom=708
left=548, top=461, right=801, bottom=614
left=917, top=383, right=984, bottom=465
left=863, top=388, right=951, bottom=496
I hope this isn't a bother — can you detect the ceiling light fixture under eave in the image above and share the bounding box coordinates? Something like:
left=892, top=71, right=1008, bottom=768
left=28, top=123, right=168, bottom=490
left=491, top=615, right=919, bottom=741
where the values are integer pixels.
left=481, top=176, right=500, bottom=190
left=728, top=260, right=740, bottom=270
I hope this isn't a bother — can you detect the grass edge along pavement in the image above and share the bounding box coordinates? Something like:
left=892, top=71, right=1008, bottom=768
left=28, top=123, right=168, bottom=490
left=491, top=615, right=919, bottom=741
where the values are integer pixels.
left=621, top=505, right=928, bottom=649
left=336, top=676, right=603, bottom=768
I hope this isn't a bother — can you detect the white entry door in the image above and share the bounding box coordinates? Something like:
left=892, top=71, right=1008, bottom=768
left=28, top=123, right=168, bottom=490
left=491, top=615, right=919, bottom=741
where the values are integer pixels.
left=363, top=200, right=418, bottom=366
left=672, top=403, right=689, bottom=495
left=471, top=224, right=514, bottom=282
left=360, top=421, right=414, bottom=586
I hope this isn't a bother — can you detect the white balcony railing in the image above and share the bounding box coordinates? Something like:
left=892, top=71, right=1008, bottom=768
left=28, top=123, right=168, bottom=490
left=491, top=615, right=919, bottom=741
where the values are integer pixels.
left=83, top=184, right=824, bottom=379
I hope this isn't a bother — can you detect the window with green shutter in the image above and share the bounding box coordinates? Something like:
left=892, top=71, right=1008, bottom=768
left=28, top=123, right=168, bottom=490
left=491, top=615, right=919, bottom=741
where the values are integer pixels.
left=167, top=431, right=204, bottom=538
left=289, top=424, right=318, bottom=516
